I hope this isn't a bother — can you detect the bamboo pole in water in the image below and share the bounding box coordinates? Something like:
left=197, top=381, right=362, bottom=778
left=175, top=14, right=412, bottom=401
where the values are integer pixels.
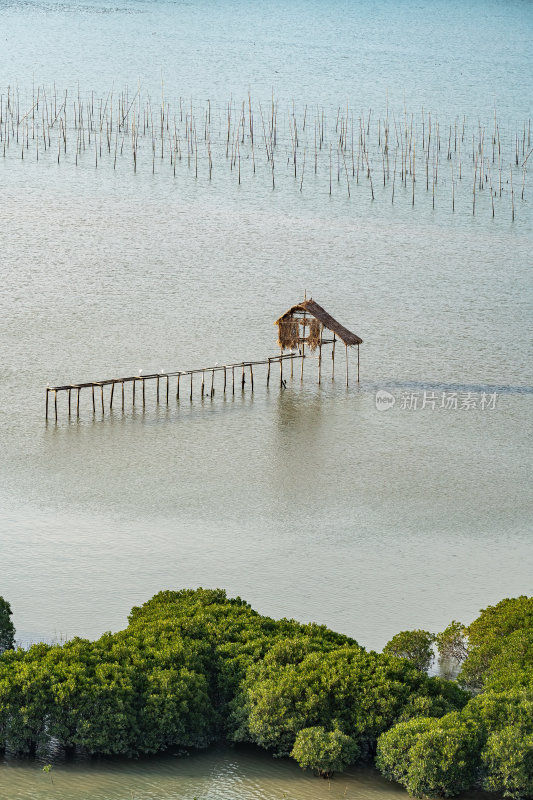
left=318, top=325, right=322, bottom=384
left=301, top=310, right=306, bottom=381
left=345, top=344, right=349, bottom=387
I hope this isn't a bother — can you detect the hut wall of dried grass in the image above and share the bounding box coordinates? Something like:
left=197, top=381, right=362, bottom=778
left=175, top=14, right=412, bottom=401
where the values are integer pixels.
left=275, top=298, right=362, bottom=351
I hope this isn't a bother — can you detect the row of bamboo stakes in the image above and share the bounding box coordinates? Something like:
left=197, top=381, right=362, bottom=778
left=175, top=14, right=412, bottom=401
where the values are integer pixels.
left=45, top=343, right=360, bottom=422
left=1, top=83, right=530, bottom=219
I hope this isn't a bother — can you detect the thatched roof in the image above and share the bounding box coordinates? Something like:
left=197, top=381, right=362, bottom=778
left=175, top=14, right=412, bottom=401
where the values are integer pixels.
left=275, top=299, right=363, bottom=346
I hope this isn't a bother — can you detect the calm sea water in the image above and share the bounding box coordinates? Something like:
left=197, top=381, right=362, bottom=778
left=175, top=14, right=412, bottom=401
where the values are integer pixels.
left=0, top=0, right=532, bottom=797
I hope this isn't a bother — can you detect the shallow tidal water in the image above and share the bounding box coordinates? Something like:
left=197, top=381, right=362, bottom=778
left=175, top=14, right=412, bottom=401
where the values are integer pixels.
left=0, top=745, right=498, bottom=800
left=0, top=0, right=532, bottom=797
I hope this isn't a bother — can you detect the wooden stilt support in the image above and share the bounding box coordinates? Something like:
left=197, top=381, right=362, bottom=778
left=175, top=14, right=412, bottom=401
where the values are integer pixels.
left=156, top=376, right=160, bottom=403
left=54, top=390, right=57, bottom=422
left=68, top=388, right=71, bottom=416
left=176, top=373, right=181, bottom=399
left=280, top=351, right=283, bottom=387
left=224, top=367, right=227, bottom=393
left=190, top=373, right=193, bottom=401
left=142, top=378, right=145, bottom=407
left=332, top=334, right=336, bottom=380
left=232, top=366, right=235, bottom=395
left=301, top=311, right=306, bottom=381
left=45, top=389, right=49, bottom=421
left=345, top=344, right=349, bottom=387
left=101, top=385, right=104, bottom=413
left=357, top=344, right=360, bottom=383
left=210, top=369, right=215, bottom=397
left=121, top=381, right=125, bottom=410
left=249, top=364, right=254, bottom=391
left=133, top=380, right=136, bottom=406
left=201, top=371, right=205, bottom=397
left=77, top=387, right=80, bottom=417
left=267, top=358, right=271, bottom=386
left=166, top=375, right=169, bottom=404
left=241, top=364, right=245, bottom=391
left=92, top=385, right=96, bottom=412
left=110, top=381, right=115, bottom=409
left=318, top=326, right=323, bottom=384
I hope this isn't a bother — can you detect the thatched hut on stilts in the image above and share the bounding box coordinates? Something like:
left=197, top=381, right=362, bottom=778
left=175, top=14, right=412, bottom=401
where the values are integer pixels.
left=275, top=298, right=363, bottom=386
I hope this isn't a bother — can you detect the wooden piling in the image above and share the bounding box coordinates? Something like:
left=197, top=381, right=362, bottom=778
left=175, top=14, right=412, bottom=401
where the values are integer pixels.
left=92, top=384, right=96, bottom=412
left=210, top=369, right=215, bottom=397
left=54, top=390, right=57, bottom=422
left=45, top=389, right=49, bottom=421
left=190, top=373, right=193, bottom=401
left=77, top=387, right=80, bottom=417
left=110, top=381, right=115, bottom=409
left=142, top=379, right=145, bottom=407
left=166, top=375, right=169, bottom=404
left=301, top=309, right=306, bottom=381
left=357, top=344, right=360, bottom=383
left=332, top=334, right=336, bottom=380
left=223, top=367, right=227, bottom=393
left=241, top=363, right=245, bottom=391
left=156, top=375, right=160, bottom=403
left=176, top=373, right=181, bottom=399
left=122, top=381, right=125, bottom=410
left=318, top=326, right=322, bottom=384
left=232, top=366, right=235, bottom=395
left=267, top=358, right=271, bottom=386
left=101, top=385, right=104, bottom=413
left=68, top=388, right=71, bottom=416
left=345, top=344, right=349, bottom=387
left=249, top=364, right=254, bottom=391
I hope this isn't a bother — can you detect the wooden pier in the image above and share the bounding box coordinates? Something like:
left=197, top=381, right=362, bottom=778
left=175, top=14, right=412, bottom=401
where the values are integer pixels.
left=45, top=298, right=363, bottom=422
left=45, top=353, right=306, bottom=422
